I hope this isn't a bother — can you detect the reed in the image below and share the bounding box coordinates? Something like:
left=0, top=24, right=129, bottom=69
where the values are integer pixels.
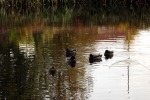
left=0, top=0, right=150, bottom=28
left=0, top=0, right=149, bottom=9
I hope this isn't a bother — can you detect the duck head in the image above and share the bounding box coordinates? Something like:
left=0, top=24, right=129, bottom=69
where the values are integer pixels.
left=66, top=48, right=69, bottom=52
left=89, top=54, right=93, bottom=58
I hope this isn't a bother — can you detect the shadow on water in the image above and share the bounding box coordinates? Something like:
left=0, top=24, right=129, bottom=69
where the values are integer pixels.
left=1, top=3, right=150, bottom=100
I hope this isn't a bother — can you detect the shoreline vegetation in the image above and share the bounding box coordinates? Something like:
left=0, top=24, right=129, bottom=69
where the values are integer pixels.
left=0, top=0, right=150, bottom=27
left=0, top=0, right=150, bottom=9
left=0, top=0, right=150, bottom=7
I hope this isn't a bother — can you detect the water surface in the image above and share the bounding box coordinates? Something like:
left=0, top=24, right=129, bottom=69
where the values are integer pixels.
left=1, top=6, right=150, bottom=100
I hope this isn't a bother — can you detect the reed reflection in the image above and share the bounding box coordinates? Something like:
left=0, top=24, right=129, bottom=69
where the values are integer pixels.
left=0, top=7, right=149, bottom=99
left=0, top=21, right=142, bottom=99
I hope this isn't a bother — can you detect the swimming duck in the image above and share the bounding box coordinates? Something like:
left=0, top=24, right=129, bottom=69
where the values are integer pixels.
left=49, top=67, right=56, bottom=77
left=89, top=54, right=102, bottom=63
left=66, top=56, right=76, bottom=67
left=104, top=50, right=114, bottom=59
left=66, top=48, right=76, bottom=57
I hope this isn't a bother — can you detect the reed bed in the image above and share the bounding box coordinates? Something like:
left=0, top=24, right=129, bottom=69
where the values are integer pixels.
left=0, top=0, right=150, bottom=9
left=0, top=0, right=150, bottom=27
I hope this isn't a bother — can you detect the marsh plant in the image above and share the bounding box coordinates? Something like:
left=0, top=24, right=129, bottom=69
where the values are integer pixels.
left=0, top=0, right=150, bottom=28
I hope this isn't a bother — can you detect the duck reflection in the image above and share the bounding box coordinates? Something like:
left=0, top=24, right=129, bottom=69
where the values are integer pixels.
left=66, top=56, right=76, bottom=67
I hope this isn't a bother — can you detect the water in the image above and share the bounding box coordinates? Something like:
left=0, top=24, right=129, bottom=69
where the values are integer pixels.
left=1, top=6, right=150, bottom=100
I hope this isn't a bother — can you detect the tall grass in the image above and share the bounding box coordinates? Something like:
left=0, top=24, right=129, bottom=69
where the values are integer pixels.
left=0, top=0, right=150, bottom=27
left=0, top=0, right=150, bottom=9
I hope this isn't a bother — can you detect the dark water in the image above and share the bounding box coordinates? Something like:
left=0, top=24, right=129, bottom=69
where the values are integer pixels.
left=1, top=6, right=150, bottom=100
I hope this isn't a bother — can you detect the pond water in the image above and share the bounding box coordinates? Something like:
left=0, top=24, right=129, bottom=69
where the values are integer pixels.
left=1, top=6, right=150, bottom=100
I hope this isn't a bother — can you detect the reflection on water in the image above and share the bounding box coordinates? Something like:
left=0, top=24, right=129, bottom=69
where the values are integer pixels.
left=1, top=6, right=150, bottom=100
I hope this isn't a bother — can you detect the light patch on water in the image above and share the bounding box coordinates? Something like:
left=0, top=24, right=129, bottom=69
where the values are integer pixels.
left=88, top=28, right=150, bottom=100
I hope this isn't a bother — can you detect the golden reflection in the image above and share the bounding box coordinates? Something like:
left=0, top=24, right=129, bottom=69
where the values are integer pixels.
left=0, top=21, right=142, bottom=47
left=19, top=42, right=35, bottom=58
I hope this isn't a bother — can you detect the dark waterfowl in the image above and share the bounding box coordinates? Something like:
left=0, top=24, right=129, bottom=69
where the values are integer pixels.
left=49, top=67, right=56, bottom=77
left=66, top=48, right=76, bottom=57
left=104, top=50, right=114, bottom=59
left=89, top=54, right=102, bottom=63
left=66, top=56, right=76, bottom=67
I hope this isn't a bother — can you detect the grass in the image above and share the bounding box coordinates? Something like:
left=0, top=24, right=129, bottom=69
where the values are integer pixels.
left=0, top=0, right=150, bottom=27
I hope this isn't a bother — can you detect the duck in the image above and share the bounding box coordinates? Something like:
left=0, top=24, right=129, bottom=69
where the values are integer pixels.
left=49, top=67, right=56, bottom=77
left=66, top=48, right=76, bottom=57
left=66, top=56, right=76, bottom=67
left=104, top=50, right=114, bottom=59
left=89, top=53, right=102, bottom=63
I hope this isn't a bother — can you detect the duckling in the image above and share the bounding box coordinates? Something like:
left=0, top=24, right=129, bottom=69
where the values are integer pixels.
left=66, top=56, right=76, bottom=67
left=89, top=54, right=102, bottom=63
left=104, top=50, right=114, bottom=59
left=66, top=48, right=76, bottom=57
left=49, top=67, right=56, bottom=77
